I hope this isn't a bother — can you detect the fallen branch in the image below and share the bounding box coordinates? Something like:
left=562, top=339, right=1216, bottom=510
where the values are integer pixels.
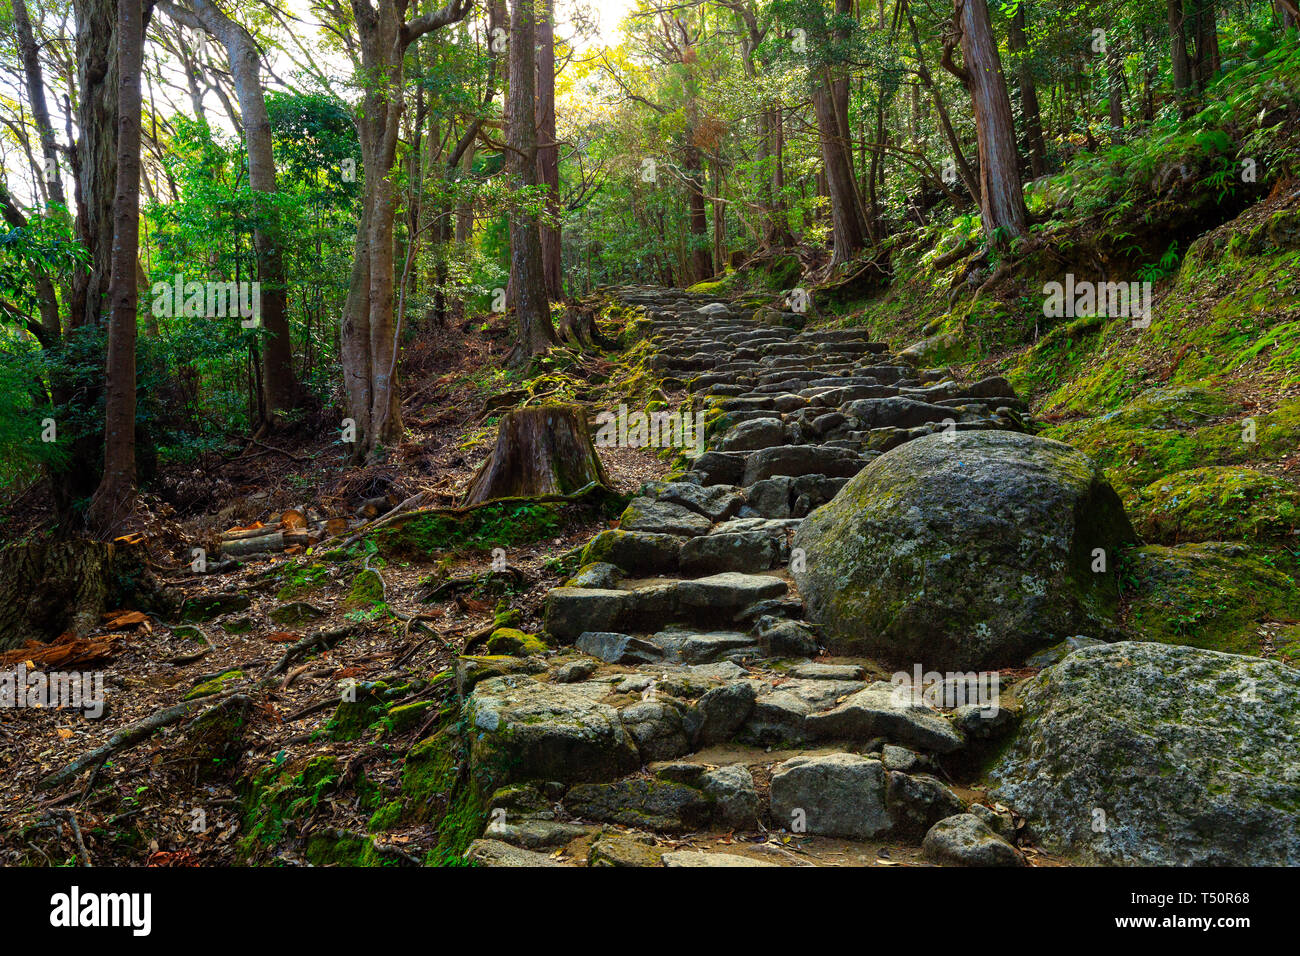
left=37, top=694, right=231, bottom=791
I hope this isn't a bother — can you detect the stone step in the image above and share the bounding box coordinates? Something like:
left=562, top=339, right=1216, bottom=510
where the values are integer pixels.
left=544, top=572, right=790, bottom=641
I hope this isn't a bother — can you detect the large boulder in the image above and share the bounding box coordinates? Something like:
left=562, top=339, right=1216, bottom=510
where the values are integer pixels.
left=990, top=642, right=1300, bottom=865
left=792, top=431, right=1135, bottom=669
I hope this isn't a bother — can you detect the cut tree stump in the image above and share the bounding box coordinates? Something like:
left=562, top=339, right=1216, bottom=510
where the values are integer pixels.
left=463, top=403, right=612, bottom=505
left=0, top=537, right=174, bottom=651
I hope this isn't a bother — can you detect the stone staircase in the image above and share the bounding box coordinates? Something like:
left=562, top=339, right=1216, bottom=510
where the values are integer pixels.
left=462, top=286, right=1033, bottom=867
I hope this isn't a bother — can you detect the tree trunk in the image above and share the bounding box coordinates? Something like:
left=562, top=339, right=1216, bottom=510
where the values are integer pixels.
left=1277, top=0, right=1299, bottom=30
left=164, top=0, right=300, bottom=423
left=813, top=0, right=871, bottom=264
left=944, top=0, right=1028, bottom=249
left=535, top=0, right=562, bottom=301
left=12, top=0, right=68, bottom=213
left=87, top=0, right=144, bottom=533
left=813, top=75, right=869, bottom=265
left=1168, top=0, right=1192, bottom=92
left=907, top=4, right=980, bottom=206
left=1008, top=4, right=1047, bottom=178
left=506, top=0, right=556, bottom=364
left=463, top=404, right=610, bottom=505
left=1107, top=40, right=1125, bottom=133
left=683, top=143, right=713, bottom=284
left=49, top=0, right=119, bottom=522
left=342, top=0, right=471, bottom=459
left=1193, top=0, right=1220, bottom=88
left=0, top=538, right=173, bottom=649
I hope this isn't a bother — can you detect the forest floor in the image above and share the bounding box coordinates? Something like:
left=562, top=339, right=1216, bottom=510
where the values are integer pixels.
left=0, top=307, right=673, bottom=866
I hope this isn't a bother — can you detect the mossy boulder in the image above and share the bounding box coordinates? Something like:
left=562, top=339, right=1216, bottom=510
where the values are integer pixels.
left=1121, top=542, right=1300, bottom=657
left=990, top=641, right=1300, bottom=865
left=1135, top=466, right=1300, bottom=542
left=792, top=431, right=1136, bottom=669
left=485, top=628, right=549, bottom=657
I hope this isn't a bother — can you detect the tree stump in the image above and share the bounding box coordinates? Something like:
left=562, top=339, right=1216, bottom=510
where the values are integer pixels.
left=0, top=537, right=174, bottom=650
left=463, top=404, right=611, bottom=505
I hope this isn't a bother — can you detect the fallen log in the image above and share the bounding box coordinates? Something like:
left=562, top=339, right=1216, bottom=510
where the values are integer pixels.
left=219, top=529, right=313, bottom=556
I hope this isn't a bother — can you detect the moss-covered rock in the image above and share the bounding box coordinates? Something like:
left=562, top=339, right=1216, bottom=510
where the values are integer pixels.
left=990, top=641, right=1300, bottom=865
left=467, top=675, right=640, bottom=791
left=1134, top=466, right=1300, bottom=542
left=343, top=569, right=384, bottom=609
left=793, top=431, right=1136, bottom=669
left=484, top=628, right=549, bottom=657
left=1120, top=542, right=1300, bottom=656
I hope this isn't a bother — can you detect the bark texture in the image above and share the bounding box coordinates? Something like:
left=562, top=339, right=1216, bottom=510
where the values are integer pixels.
left=944, top=0, right=1028, bottom=248
left=463, top=404, right=610, bottom=505
left=87, top=0, right=145, bottom=533
left=0, top=538, right=170, bottom=649
left=505, top=0, right=556, bottom=363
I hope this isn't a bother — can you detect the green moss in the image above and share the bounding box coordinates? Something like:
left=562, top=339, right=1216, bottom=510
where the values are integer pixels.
left=325, top=681, right=391, bottom=741
left=183, top=669, right=243, bottom=701
left=398, top=722, right=487, bottom=862
left=371, top=501, right=566, bottom=559
left=1120, top=542, right=1300, bottom=655
left=484, top=627, right=549, bottom=657
left=381, top=700, right=439, bottom=735
left=1043, top=393, right=1300, bottom=503
left=304, top=830, right=396, bottom=867
left=343, top=569, right=385, bottom=609
left=1136, top=466, right=1300, bottom=542
left=367, top=799, right=405, bottom=833
left=276, top=563, right=332, bottom=601
left=238, top=754, right=340, bottom=855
